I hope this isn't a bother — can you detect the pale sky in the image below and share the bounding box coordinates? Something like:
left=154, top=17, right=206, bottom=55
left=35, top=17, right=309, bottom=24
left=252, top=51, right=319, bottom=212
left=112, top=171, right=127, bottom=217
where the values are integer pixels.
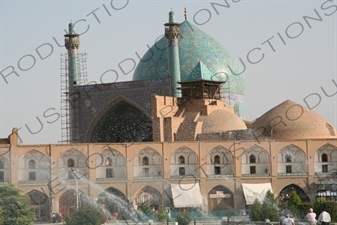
left=0, top=0, right=336, bottom=144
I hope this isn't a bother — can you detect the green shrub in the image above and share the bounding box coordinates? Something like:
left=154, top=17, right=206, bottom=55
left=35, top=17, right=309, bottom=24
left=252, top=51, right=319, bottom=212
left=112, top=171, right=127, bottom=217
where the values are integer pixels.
left=250, top=199, right=262, bottom=221
left=176, top=212, right=191, bottom=225
left=287, top=191, right=302, bottom=218
left=65, top=204, right=106, bottom=225
left=261, top=190, right=279, bottom=221
left=313, top=197, right=327, bottom=216
left=156, top=205, right=168, bottom=222
left=138, top=202, right=153, bottom=216
left=0, top=185, right=36, bottom=225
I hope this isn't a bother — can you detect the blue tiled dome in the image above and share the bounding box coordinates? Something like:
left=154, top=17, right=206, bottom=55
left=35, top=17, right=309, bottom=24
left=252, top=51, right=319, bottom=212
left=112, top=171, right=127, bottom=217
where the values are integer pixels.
left=133, top=20, right=245, bottom=117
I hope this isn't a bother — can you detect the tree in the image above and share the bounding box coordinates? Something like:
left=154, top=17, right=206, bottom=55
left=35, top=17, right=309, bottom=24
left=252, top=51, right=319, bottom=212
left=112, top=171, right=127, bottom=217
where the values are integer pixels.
left=314, top=199, right=337, bottom=222
left=287, top=191, right=302, bottom=217
left=261, top=190, right=279, bottom=222
left=176, top=211, right=191, bottom=225
left=65, top=204, right=106, bottom=225
left=0, top=185, right=36, bottom=225
left=138, top=202, right=153, bottom=217
left=250, top=199, right=262, bottom=221
left=297, top=202, right=313, bottom=220
left=156, top=205, right=168, bottom=222
left=313, top=197, right=327, bottom=216
left=0, top=207, right=4, bottom=225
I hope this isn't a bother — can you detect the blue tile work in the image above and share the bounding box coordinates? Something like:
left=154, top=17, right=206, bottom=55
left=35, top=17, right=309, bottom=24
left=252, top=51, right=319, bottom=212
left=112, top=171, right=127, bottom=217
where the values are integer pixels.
left=133, top=20, right=245, bottom=118
left=71, top=78, right=171, bottom=142
left=185, top=60, right=216, bottom=81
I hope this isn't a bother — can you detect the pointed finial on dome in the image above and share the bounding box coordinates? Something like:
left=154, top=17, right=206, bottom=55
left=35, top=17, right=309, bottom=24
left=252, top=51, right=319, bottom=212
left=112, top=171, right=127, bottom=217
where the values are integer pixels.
left=184, top=7, right=187, bottom=20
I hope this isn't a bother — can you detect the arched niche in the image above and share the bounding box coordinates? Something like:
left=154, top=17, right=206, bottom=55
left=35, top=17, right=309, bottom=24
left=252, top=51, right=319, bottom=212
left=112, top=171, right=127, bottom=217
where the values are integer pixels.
left=97, top=187, right=131, bottom=220
left=207, top=185, right=234, bottom=211
left=58, top=149, right=88, bottom=181
left=134, top=186, right=162, bottom=210
left=18, top=150, right=50, bottom=183
left=26, top=189, right=50, bottom=222
left=133, top=147, right=162, bottom=178
left=170, top=147, right=198, bottom=177
left=88, top=99, right=153, bottom=143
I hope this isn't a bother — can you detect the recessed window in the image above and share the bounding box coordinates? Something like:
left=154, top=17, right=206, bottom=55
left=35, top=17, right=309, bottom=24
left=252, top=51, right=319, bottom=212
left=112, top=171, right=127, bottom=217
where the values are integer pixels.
left=286, top=165, right=292, bottom=173
left=322, top=154, right=328, bottom=162
left=106, top=168, right=113, bottom=178
left=29, top=172, right=36, bottom=181
left=178, top=156, right=185, bottom=164
left=285, top=154, right=292, bottom=163
left=214, top=155, right=220, bottom=164
left=250, top=166, right=256, bottom=174
left=214, top=166, right=221, bottom=175
left=322, top=165, right=328, bottom=173
left=29, top=160, right=36, bottom=169
left=179, top=167, right=185, bottom=176
left=249, top=155, right=256, bottom=163
left=0, top=160, right=4, bottom=169
left=142, top=157, right=149, bottom=166
left=106, top=157, right=112, bottom=166
left=67, top=159, right=75, bottom=168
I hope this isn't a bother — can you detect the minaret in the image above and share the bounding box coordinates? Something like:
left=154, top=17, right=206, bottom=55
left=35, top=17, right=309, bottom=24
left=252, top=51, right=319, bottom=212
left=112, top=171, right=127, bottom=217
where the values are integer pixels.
left=165, top=11, right=181, bottom=98
left=64, top=22, right=80, bottom=143
left=64, top=22, right=80, bottom=87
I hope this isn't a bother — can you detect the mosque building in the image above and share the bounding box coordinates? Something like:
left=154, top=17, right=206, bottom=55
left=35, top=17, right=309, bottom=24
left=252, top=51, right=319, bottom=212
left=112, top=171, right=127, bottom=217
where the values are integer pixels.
left=1, top=9, right=337, bottom=223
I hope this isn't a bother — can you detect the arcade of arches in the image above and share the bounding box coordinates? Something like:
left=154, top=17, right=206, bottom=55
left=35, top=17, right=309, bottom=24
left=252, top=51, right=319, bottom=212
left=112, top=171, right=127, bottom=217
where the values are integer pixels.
left=2, top=128, right=337, bottom=221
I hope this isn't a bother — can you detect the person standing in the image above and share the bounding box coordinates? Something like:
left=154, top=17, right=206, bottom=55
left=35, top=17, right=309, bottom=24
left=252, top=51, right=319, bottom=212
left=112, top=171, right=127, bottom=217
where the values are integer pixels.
left=282, top=214, right=295, bottom=225
left=306, top=208, right=317, bottom=225
left=279, top=214, right=287, bottom=225
left=318, top=209, right=331, bottom=225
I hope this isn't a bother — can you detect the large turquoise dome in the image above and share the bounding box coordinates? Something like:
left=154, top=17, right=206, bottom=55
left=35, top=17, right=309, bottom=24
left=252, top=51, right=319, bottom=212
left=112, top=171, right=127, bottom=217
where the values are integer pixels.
left=133, top=20, right=245, bottom=118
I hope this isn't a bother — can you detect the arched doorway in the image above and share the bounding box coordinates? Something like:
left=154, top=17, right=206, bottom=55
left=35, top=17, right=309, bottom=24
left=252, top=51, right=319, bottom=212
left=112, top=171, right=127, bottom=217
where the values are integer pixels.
left=90, top=100, right=153, bottom=143
left=59, top=189, right=86, bottom=221
left=135, top=186, right=162, bottom=211
left=97, top=187, right=131, bottom=220
left=207, top=185, right=234, bottom=211
left=279, top=184, right=309, bottom=208
left=26, top=190, right=50, bottom=222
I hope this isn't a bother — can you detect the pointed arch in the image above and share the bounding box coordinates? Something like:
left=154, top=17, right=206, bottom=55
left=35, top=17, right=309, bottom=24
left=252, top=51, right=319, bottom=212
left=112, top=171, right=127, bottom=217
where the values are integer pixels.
left=315, top=143, right=337, bottom=162
left=314, top=144, right=337, bottom=174
left=207, top=185, right=234, bottom=211
left=18, top=150, right=50, bottom=183
left=58, top=149, right=88, bottom=181
left=206, top=146, right=234, bottom=177
left=97, top=187, right=130, bottom=220
left=243, top=145, right=269, bottom=163
left=278, top=145, right=307, bottom=175
left=278, top=144, right=306, bottom=163
left=170, top=146, right=198, bottom=177
left=59, top=189, right=87, bottom=221
left=86, top=96, right=153, bottom=143
left=207, top=145, right=233, bottom=165
left=134, top=186, right=163, bottom=209
left=26, top=189, right=50, bottom=222
left=96, top=148, right=126, bottom=180
left=279, top=184, right=309, bottom=204
left=133, top=147, right=162, bottom=179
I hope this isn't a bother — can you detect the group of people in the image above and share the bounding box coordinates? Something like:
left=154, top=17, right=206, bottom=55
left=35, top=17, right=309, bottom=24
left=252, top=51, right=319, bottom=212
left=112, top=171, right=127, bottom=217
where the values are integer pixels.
left=278, top=208, right=331, bottom=225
